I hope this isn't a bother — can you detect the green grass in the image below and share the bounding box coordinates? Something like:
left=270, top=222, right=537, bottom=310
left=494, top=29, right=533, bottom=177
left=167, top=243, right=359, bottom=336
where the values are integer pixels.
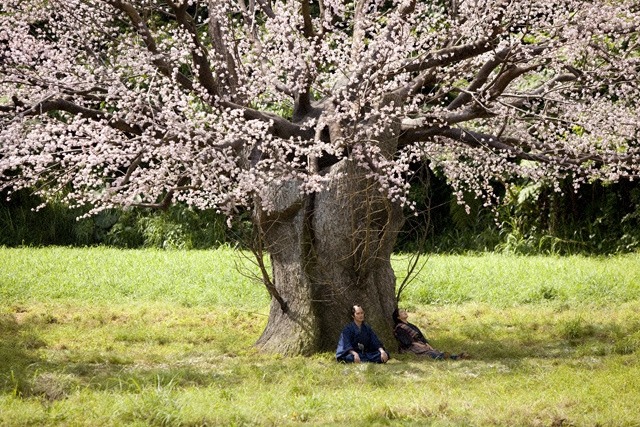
left=1, top=247, right=640, bottom=426
left=393, top=252, right=640, bottom=306
left=0, top=246, right=267, bottom=308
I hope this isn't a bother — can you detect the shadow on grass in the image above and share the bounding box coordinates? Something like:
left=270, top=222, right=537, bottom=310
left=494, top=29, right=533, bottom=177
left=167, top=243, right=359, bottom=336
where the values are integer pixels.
left=385, top=307, right=640, bottom=369
left=0, top=309, right=251, bottom=401
left=423, top=318, right=639, bottom=365
left=2, top=305, right=638, bottom=403
left=0, top=311, right=45, bottom=396
left=0, top=310, right=95, bottom=400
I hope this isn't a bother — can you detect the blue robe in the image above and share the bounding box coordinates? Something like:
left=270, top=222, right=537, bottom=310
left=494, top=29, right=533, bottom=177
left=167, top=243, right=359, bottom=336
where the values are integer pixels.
left=335, top=321, right=388, bottom=363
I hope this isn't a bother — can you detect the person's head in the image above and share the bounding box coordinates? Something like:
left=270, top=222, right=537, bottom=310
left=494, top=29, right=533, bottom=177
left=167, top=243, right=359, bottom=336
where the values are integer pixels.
left=392, top=308, right=408, bottom=324
left=351, top=305, right=365, bottom=324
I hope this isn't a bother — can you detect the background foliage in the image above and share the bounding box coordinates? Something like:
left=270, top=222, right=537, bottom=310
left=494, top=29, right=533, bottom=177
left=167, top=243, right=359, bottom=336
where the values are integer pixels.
left=3, top=176, right=640, bottom=254
left=0, top=188, right=250, bottom=250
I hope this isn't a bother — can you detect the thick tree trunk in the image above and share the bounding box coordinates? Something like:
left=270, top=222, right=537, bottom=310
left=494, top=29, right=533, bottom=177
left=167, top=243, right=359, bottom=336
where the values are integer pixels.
left=255, top=160, right=404, bottom=355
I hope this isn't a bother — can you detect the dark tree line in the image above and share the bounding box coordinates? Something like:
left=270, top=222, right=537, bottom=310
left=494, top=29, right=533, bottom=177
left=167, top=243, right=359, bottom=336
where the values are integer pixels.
left=4, top=178, right=639, bottom=255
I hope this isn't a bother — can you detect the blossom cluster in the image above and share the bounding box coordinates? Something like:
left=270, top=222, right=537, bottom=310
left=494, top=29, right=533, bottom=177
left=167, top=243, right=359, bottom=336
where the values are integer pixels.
left=1, top=0, right=638, bottom=218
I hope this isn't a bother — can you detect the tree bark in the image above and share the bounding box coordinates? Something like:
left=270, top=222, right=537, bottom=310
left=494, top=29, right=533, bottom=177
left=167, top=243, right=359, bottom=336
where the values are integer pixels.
left=255, top=160, right=404, bottom=355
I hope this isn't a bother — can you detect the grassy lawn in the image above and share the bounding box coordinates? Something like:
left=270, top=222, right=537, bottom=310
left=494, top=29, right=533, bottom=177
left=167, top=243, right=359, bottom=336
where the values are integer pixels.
left=1, top=247, right=639, bottom=426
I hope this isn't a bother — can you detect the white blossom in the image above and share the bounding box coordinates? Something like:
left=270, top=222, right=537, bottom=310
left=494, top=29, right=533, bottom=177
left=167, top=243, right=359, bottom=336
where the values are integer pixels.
left=0, top=0, right=638, bottom=216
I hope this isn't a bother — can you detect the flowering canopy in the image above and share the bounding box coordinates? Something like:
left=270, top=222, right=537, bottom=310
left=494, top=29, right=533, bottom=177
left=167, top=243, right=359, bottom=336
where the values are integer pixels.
left=1, top=0, right=639, bottom=217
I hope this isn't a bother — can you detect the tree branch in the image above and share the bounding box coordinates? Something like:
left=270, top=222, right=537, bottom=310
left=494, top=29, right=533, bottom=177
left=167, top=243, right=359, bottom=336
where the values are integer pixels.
left=387, top=70, right=437, bottom=102
left=220, top=100, right=315, bottom=141
left=8, top=95, right=252, bottom=154
left=109, top=0, right=194, bottom=92
left=255, top=0, right=276, bottom=19
left=300, top=0, right=315, bottom=39
left=447, top=47, right=511, bottom=110
left=252, top=221, right=289, bottom=313
left=437, top=127, right=552, bottom=162
left=507, top=72, right=578, bottom=109
left=14, top=97, right=147, bottom=136
left=400, top=36, right=499, bottom=74
left=351, top=0, right=369, bottom=62
left=401, top=125, right=602, bottom=169
left=133, top=175, right=190, bottom=210
left=208, top=6, right=242, bottom=95
left=169, top=2, right=221, bottom=98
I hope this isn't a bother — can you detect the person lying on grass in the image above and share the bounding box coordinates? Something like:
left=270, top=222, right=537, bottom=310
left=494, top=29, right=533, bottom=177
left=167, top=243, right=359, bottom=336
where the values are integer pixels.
left=392, top=308, right=469, bottom=360
left=336, top=305, right=389, bottom=363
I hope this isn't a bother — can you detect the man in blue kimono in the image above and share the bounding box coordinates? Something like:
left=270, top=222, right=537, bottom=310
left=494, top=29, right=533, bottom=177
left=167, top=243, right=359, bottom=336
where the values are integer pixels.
left=335, top=305, right=389, bottom=363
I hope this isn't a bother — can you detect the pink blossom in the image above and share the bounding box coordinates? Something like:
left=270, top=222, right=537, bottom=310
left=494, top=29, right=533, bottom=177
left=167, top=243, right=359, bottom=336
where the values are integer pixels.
left=0, top=0, right=638, bottom=216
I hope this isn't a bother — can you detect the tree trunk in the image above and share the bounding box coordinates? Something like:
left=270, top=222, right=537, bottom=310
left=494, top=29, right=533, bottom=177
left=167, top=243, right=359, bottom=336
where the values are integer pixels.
left=255, top=160, right=404, bottom=355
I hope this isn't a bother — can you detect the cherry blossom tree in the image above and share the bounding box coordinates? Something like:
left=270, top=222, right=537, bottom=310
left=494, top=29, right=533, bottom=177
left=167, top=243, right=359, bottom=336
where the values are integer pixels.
left=1, top=0, right=639, bottom=354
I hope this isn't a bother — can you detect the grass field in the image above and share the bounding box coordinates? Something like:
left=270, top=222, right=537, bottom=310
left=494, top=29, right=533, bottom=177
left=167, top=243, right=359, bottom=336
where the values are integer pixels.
left=1, top=247, right=640, bottom=426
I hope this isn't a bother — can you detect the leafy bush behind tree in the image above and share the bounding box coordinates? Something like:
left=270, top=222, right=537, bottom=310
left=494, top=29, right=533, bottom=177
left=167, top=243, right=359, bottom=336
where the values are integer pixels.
left=398, top=171, right=640, bottom=255
left=0, top=188, right=249, bottom=249
left=2, top=177, right=640, bottom=254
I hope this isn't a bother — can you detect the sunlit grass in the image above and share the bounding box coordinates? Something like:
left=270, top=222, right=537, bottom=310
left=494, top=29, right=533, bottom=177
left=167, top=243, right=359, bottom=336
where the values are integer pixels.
left=394, top=252, right=640, bottom=306
left=0, top=246, right=268, bottom=308
left=1, top=247, right=639, bottom=426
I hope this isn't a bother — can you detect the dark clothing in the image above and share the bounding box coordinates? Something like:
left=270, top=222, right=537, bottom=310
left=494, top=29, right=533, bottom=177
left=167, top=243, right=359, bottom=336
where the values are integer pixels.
left=394, top=322, right=429, bottom=347
left=336, top=321, right=388, bottom=363
left=339, top=350, right=387, bottom=364
left=394, top=321, right=448, bottom=359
